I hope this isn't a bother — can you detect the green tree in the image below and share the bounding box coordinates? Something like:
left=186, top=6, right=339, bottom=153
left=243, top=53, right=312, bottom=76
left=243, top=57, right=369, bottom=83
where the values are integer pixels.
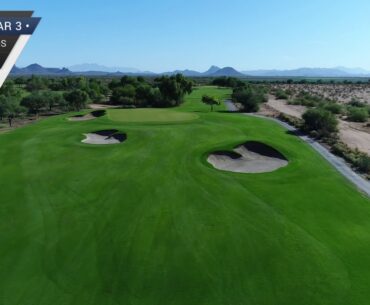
left=147, top=88, right=163, bottom=108
left=202, top=95, right=219, bottom=111
left=0, top=95, right=25, bottom=126
left=155, top=74, right=193, bottom=106
left=232, top=87, right=266, bottom=112
left=135, top=84, right=153, bottom=105
left=26, top=76, right=48, bottom=91
left=111, top=85, right=137, bottom=105
left=0, top=80, right=22, bottom=98
left=64, top=89, right=89, bottom=111
left=212, top=77, right=245, bottom=88
left=87, top=79, right=109, bottom=102
left=6, top=101, right=25, bottom=127
left=44, top=91, right=65, bottom=111
left=20, top=92, right=48, bottom=115
left=120, top=76, right=138, bottom=87
left=0, top=95, right=8, bottom=120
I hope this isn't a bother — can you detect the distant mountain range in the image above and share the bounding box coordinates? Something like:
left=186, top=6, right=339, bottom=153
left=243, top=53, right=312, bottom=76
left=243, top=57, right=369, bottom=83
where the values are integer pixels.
left=10, top=64, right=370, bottom=78
left=162, top=66, right=245, bottom=77
left=242, top=67, right=370, bottom=77
left=69, top=63, right=142, bottom=74
left=11, top=64, right=71, bottom=76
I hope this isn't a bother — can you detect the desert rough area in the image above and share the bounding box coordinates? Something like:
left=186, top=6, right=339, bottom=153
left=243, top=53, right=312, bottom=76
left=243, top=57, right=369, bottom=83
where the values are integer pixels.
left=269, top=83, right=370, bottom=104
left=265, top=88, right=370, bottom=156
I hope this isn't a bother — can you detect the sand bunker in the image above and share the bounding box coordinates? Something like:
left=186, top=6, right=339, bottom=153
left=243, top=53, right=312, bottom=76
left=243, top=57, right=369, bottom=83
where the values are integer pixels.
left=208, top=141, right=288, bottom=173
left=69, top=110, right=106, bottom=121
left=82, top=129, right=126, bottom=145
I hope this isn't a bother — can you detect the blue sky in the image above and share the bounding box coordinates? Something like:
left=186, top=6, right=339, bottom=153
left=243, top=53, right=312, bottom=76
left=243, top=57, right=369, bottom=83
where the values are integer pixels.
left=2, top=0, right=370, bottom=72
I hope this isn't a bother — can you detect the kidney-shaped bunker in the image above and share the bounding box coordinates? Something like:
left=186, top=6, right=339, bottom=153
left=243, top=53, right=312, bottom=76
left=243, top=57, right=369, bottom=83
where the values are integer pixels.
left=82, top=129, right=127, bottom=145
left=207, top=141, right=288, bottom=173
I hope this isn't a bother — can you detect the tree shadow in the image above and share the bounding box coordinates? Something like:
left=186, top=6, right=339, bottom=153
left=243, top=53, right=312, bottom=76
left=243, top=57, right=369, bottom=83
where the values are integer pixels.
left=286, top=129, right=305, bottom=137
left=217, top=110, right=241, bottom=113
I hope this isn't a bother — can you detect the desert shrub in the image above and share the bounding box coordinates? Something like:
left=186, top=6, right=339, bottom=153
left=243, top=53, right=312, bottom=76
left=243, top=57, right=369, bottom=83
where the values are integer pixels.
left=309, top=130, right=319, bottom=138
left=331, top=142, right=357, bottom=163
left=290, top=91, right=338, bottom=109
left=275, top=89, right=289, bottom=100
left=289, top=98, right=313, bottom=107
left=331, top=141, right=370, bottom=174
left=302, top=108, right=338, bottom=138
left=289, top=93, right=322, bottom=107
left=277, top=113, right=302, bottom=129
left=348, top=98, right=366, bottom=108
left=347, top=107, right=369, bottom=122
left=323, top=103, right=343, bottom=114
left=356, top=156, right=370, bottom=173
left=331, top=142, right=349, bottom=159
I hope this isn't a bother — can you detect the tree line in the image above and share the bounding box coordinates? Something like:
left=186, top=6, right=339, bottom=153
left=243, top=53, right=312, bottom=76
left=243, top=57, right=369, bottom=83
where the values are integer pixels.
left=0, top=74, right=194, bottom=126
left=109, top=74, right=193, bottom=107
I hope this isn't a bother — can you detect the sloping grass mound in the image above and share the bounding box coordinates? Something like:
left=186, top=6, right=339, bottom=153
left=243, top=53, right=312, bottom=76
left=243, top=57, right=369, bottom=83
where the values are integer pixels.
left=208, top=141, right=288, bottom=173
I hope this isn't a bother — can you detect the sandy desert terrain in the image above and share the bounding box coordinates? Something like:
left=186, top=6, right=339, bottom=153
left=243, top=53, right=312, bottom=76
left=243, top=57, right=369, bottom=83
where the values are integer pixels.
left=265, top=94, right=370, bottom=155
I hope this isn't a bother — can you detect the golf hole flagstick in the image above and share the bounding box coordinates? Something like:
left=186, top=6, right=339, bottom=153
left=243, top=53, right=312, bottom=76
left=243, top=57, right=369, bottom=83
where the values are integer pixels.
left=0, top=11, right=41, bottom=88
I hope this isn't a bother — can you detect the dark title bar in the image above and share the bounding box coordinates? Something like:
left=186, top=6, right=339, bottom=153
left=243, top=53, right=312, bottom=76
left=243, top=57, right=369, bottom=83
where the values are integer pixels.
left=0, top=17, right=41, bottom=35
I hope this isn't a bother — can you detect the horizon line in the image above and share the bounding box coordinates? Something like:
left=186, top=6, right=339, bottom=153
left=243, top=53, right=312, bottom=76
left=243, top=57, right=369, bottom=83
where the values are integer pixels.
left=14, top=63, right=370, bottom=73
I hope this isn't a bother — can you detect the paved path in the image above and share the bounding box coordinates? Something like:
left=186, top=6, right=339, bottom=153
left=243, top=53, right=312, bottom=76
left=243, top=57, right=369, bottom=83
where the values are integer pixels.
left=224, top=100, right=370, bottom=197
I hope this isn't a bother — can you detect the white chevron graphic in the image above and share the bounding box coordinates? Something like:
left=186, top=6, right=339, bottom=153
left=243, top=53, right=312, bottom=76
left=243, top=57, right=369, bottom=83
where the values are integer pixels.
left=0, top=35, right=30, bottom=88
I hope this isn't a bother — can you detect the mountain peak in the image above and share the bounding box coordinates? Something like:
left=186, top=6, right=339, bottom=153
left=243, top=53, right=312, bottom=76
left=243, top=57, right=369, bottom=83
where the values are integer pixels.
left=11, top=63, right=72, bottom=75
left=27, top=63, right=44, bottom=69
left=209, top=66, right=245, bottom=77
left=204, top=65, right=221, bottom=74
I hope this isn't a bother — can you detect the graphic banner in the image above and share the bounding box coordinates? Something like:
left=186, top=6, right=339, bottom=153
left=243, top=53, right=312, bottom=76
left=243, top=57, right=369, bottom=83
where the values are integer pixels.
left=0, top=11, right=41, bottom=87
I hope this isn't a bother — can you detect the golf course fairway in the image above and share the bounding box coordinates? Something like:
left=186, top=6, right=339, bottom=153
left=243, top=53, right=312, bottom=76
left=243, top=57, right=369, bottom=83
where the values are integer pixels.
left=1, top=86, right=370, bottom=305
left=108, top=108, right=199, bottom=123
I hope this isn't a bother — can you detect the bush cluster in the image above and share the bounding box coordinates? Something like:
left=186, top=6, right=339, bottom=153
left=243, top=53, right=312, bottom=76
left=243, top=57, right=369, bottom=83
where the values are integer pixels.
left=232, top=86, right=267, bottom=112
left=275, top=89, right=289, bottom=100
left=302, top=108, right=338, bottom=138
left=331, top=142, right=370, bottom=175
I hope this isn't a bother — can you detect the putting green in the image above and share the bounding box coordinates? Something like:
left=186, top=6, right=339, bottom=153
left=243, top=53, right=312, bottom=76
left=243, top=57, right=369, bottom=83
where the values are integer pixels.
left=107, top=108, right=199, bottom=123
left=1, top=86, right=370, bottom=305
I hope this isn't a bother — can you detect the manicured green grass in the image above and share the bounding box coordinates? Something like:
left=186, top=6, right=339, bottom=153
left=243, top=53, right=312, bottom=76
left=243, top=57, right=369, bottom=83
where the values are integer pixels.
left=179, top=85, right=230, bottom=112
left=1, top=86, right=370, bottom=305
left=107, top=108, right=199, bottom=123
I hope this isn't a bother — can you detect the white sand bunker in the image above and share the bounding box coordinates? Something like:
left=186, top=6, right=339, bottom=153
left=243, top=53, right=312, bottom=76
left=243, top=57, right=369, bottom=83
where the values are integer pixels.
left=208, top=141, right=288, bottom=173
left=82, top=129, right=127, bottom=145
left=69, top=110, right=106, bottom=121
